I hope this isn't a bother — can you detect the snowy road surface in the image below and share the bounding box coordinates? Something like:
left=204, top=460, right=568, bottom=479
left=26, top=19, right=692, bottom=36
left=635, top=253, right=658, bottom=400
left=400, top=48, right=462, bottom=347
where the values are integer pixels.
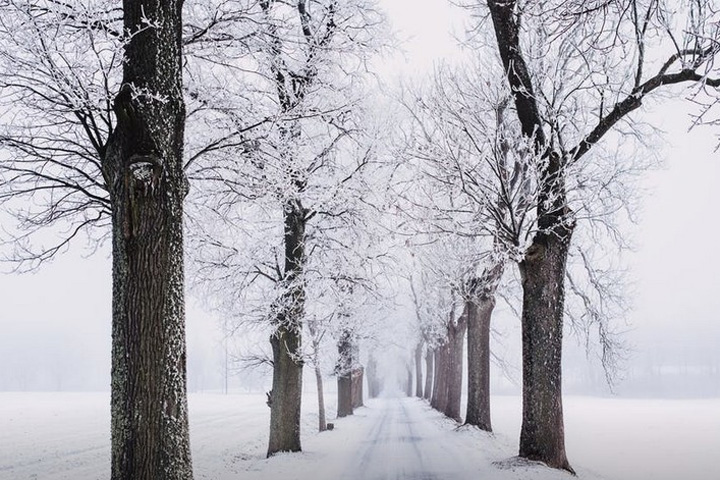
left=1, top=392, right=719, bottom=480
left=334, top=398, right=499, bottom=480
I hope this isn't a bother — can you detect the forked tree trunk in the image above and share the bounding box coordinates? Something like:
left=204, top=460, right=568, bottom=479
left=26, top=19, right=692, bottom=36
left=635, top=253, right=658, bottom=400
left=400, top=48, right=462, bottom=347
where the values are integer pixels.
left=106, top=0, right=192, bottom=478
left=414, top=342, right=424, bottom=397
left=315, top=364, right=327, bottom=432
left=424, top=348, right=434, bottom=399
left=337, top=331, right=353, bottom=417
left=445, top=312, right=467, bottom=422
left=267, top=202, right=306, bottom=457
left=518, top=230, right=574, bottom=472
left=465, top=298, right=494, bottom=431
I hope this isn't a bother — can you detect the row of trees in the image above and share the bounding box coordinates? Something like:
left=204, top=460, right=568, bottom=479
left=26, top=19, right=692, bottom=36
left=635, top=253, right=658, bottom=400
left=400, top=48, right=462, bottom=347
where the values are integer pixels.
left=392, top=0, right=720, bottom=472
left=1, top=0, right=719, bottom=478
left=0, top=0, right=389, bottom=477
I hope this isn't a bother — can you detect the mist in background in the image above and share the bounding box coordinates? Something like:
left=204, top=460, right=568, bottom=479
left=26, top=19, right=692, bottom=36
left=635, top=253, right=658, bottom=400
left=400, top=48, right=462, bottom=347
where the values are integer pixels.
left=0, top=0, right=717, bottom=398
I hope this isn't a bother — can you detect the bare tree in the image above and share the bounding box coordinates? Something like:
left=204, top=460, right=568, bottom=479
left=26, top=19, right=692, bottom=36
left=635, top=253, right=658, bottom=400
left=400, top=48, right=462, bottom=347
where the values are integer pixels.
left=479, top=0, right=720, bottom=471
left=105, top=0, right=193, bottom=476
left=184, top=0, right=387, bottom=457
left=0, top=1, right=195, bottom=477
left=399, top=62, right=538, bottom=430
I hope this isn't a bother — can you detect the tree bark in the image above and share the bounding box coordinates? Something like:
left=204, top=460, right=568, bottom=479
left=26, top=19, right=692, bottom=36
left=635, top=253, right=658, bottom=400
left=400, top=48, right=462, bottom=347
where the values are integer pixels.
left=424, top=348, right=434, bottom=400
left=444, top=311, right=467, bottom=423
left=315, top=364, right=327, bottom=432
left=431, top=343, right=449, bottom=412
left=106, top=0, right=192, bottom=478
left=414, top=342, right=424, bottom=397
left=465, top=260, right=504, bottom=431
left=465, top=298, right=494, bottom=431
left=518, top=230, right=574, bottom=472
left=351, top=366, right=364, bottom=408
left=336, top=330, right=353, bottom=417
left=267, top=201, right=306, bottom=457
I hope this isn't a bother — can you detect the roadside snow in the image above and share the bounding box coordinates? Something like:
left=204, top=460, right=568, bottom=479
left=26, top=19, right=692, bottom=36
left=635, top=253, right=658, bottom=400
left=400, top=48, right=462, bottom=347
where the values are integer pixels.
left=0, top=392, right=717, bottom=480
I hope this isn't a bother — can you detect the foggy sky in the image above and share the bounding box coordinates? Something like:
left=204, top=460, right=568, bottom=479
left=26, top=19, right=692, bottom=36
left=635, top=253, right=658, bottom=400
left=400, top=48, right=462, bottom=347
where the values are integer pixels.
left=0, top=0, right=718, bottom=395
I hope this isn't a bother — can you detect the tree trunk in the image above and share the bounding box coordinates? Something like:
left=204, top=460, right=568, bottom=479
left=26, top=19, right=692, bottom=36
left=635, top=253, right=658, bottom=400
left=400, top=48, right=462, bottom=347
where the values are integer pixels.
left=414, top=342, right=424, bottom=397
left=352, top=367, right=364, bottom=408
left=465, top=260, right=504, bottom=431
left=337, top=374, right=353, bottom=417
left=366, top=353, right=380, bottom=398
left=430, top=347, right=440, bottom=408
left=518, top=230, right=574, bottom=472
left=486, top=0, right=578, bottom=472
left=315, top=364, right=327, bottom=432
left=405, top=364, right=413, bottom=397
left=445, top=312, right=467, bottom=422
left=431, top=343, right=449, bottom=412
left=267, top=201, right=306, bottom=457
left=336, top=331, right=353, bottom=417
left=424, top=348, right=434, bottom=400
left=465, top=298, right=494, bottom=431
left=106, top=0, right=192, bottom=478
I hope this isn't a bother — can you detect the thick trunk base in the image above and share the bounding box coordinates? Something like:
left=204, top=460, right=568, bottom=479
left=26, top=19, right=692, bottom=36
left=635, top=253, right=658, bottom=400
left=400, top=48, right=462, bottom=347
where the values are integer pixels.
left=337, top=375, right=353, bottom=417
left=465, top=298, right=493, bottom=431
left=444, top=313, right=466, bottom=422
left=267, top=327, right=303, bottom=456
left=518, top=232, right=573, bottom=473
left=315, top=365, right=327, bottom=432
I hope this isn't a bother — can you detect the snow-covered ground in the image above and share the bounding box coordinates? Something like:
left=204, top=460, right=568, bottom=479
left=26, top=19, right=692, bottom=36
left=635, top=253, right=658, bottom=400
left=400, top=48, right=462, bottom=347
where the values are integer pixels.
left=1, top=392, right=718, bottom=480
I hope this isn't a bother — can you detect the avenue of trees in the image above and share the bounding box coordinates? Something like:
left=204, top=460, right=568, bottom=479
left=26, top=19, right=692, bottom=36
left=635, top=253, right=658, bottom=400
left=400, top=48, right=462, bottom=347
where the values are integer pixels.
left=1, top=0, right=719, bottom=478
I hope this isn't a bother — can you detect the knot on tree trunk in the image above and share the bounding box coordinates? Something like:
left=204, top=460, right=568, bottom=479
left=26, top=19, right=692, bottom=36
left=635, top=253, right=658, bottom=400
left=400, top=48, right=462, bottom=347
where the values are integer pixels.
left=128, top=152, right=163, bottom=196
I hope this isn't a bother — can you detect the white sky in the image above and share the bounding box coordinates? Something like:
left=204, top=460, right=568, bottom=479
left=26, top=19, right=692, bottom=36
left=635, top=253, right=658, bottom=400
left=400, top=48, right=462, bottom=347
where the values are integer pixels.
left=0, top=0, right=718, bottom=393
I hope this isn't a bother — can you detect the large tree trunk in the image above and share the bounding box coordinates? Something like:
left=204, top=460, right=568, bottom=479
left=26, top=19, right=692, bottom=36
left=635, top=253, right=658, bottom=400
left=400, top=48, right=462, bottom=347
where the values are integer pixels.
left=336, top=330, right=353, bottom=417
left=267, top=201, right=306, bottom=456
left=315, top=364, right=327, bottom=432
left=431, top=343, right=449, bottom=412
left=518, top=229, right=574, bottom=472
left=414, top=342, right=424, bottom=397
left=465, top=298, right=494, bottom=431
left=106, top=0, right=192, bottom=478
left=465, top=261, right=504, bottom=431
left=424, top=348, right=434, bottom=400
left=487, top=1, right=574, bottom=471
left=445, top=312, right=467, bottom=422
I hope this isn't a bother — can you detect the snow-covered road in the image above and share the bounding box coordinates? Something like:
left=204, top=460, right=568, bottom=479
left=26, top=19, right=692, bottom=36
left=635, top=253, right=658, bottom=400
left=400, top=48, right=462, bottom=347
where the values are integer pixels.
left=336, top=398, right=485, bottom=480
left=280, top=397, right=577, bottom=480
left=1, top=392, right=718, bottom=480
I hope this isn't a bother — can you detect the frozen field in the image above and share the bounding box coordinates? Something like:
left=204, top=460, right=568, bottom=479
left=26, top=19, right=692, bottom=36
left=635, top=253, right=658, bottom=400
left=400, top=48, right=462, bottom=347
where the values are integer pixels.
left=0, top=392, right=718, bottom=480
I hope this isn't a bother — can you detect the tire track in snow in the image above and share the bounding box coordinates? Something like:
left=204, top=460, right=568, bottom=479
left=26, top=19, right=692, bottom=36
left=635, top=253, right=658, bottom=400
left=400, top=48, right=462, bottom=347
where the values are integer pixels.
left=341, top=397, right=466, bottom=480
